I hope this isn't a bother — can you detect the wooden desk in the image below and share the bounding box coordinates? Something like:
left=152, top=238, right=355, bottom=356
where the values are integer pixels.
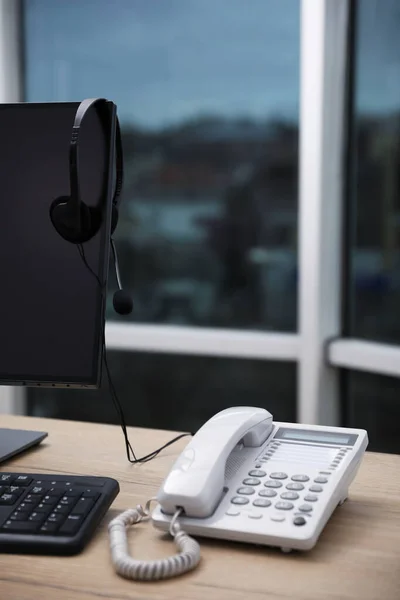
left=0, top=415, right=399, bottom=600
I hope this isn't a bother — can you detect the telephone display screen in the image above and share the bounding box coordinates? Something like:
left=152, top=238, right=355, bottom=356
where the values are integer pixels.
left=275, top=428, right=358, bottom=446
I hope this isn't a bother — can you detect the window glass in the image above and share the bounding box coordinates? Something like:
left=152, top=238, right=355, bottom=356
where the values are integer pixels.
left=348, top=0, right=400, bottom=343
left=345, top=370, right=400, bottom=454
left=24, top=0, right=299, bottom=331
left=28, top=351, right=296, bottom=432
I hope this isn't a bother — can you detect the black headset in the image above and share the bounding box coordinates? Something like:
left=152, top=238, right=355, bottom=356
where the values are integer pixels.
left=50, top=98, right=132, bottom=315
left=50, top=97, right=123, bottom=243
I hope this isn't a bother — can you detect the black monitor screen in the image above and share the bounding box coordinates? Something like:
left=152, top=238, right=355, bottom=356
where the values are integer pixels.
left=0, top=102, right=115, bottom=387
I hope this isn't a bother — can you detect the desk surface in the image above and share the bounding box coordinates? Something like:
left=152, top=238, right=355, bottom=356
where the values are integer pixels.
left=0, top=415, right=399, bottom=600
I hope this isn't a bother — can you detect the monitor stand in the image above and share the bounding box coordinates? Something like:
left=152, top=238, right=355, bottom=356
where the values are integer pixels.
left=0, top=428, right=48, bottom=463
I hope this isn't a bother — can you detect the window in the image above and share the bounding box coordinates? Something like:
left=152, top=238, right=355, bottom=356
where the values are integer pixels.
left=345, top=370, right=400, bottom=453
left=24, top=0, right=300, bottom=332
left=21, top=0, right=300, bottom=429
left=339, top=0, right=400, bottom=453
left=348, top=0, right=400, bottom=344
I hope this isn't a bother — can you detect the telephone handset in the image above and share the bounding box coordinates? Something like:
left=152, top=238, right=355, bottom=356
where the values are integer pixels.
left=156, top=406, right=273, bottom=518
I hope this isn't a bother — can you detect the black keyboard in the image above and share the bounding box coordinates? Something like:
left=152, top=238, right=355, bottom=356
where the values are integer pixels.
left=0, top=472, right=119, bottom=555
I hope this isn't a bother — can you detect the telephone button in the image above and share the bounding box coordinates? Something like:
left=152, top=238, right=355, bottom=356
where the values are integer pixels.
left=270, top=514, right=286, bottom=522
left=293, top=516, right=306, bottom=526
left=248, top=470, right=266, bottom=478
left=270, top=472, right=288, bottom=480
left=286, top=483, right=304, bottom=491
left=242, top=478, right=261, bottom=486
left=236, top=487, right=255, bottom=495
left=314, top=476, right=328, bottom=484
left=259, top=489, right=277, bottom=498
left=281, top=492, right=299, bottom=501
left=253, top=498, right=271, bottom=508
left=304, top=494, right=318, bottom=502
left=231, top=497, right=249, bottom=505
left=275, top=501, right=294, bottom=511
left=309, top=485, right=323, bottom=493
left=299, top=504, right=313, bottom=513
left=225, top=510, right=241, bottom=516
left=291, top=475, right=309, bottom=482
left=248, top=514, right=262, bottom=519
left=264, top=480, right=282, bottom=489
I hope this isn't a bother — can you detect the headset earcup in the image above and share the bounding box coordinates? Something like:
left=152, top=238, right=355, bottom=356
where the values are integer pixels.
left=50, top=196, right=102, bottom=243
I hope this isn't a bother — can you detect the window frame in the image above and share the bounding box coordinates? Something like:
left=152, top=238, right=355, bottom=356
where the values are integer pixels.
left=2, top=0, right=398, bottom=426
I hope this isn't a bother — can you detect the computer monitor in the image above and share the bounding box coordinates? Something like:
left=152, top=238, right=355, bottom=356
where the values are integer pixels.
left=0, top=101, right=116, bottom=389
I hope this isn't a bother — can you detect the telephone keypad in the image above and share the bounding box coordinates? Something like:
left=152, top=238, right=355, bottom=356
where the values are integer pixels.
left=242, top=478, right=261, bottom=486
left=281, top=492, right=299, bottom=501
left=248, top=470, right=266, bottom=478
left=286, top=483, right=304, bottom=491
left=275, top=501, right=294, bottom=511
left=231, top=497, right=249, bottom=505
left=237, top=487, right=255, bottom=495
left=264, top=481, right=282, bottom=489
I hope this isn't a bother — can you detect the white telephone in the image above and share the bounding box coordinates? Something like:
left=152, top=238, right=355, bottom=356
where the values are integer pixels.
left=152, top=406, right=368, bottom=552
left=109, top=406, right=368, bottom=581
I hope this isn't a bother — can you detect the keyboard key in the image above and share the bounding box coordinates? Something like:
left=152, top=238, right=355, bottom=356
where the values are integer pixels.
left=6, top=486, right=24, bottom=499
left=29, top=512, right=46, bottom=523
left=40, top=522, right=60, bottom=534
left=79, top=480, right=105, bottom=488
left=0, top=474, right=15, bottom=484
left=10, top=511, right=31, bottom=521
left=0, top=493, right=18, bottom=505
left=24, top=495, right=42, bottom=504
left=47, top=487, right=65, bottom=497
left=71, top=498, right=94, bottom=517
left=59, top=514, right=84, bottom=535
left=14, top=475, right=33, bottom=486
left=53, top=504, right=70, bottom=515
left=64, top=488, right=82, bottom=497
left=81, top=490, right=100, bottom=500
left=40, top=496, right=58, bottom=506
left=30, top=486, right=48, bottom=495
left=2, top=520, right=39, bottom=533
left=59, top=496, right=78, bottom=508
left=47, top=513, right=65, bottom=524
left=35, top=502, right=53, bottom=513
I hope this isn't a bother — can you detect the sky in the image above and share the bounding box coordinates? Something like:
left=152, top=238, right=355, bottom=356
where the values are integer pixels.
left=24, top=0, right=400, bottom=129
